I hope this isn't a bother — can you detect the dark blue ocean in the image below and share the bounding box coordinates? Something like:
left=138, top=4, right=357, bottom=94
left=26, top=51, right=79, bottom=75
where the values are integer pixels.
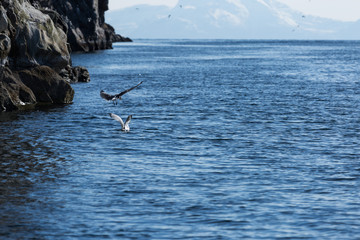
left=1, top=40, right=360, bottom=239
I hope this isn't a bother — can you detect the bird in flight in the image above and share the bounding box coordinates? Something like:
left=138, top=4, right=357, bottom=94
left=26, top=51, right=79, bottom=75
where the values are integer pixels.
left=100, top=81, right=143, bottom=105
left=109, top=113, right=132, bottom=132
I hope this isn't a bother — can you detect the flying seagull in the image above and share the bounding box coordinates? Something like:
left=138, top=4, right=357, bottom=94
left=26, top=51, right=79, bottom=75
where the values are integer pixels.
left=100, top=81, right=143, bottom=105
left=109, top=113, right=132, bottom=132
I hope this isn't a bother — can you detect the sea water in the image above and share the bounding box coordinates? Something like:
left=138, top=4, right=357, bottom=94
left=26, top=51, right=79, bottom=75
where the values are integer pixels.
left=1, top=40, right=360, bottom=239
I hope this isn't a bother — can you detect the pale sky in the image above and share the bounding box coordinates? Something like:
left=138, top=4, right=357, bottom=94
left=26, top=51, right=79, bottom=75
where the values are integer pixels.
left=108, top=0, right=360, bottom=22
left=109, top=0, right=178, bottom=10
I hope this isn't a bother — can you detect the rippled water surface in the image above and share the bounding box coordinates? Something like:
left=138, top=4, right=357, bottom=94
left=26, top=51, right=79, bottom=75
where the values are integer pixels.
left=1, top=40, right=360, bottom=239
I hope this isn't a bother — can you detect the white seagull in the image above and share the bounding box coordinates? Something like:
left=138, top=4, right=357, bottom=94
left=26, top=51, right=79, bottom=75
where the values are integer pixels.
left=100, top=81, right=143, bottom=105
left=109, top=113, right=132, bottom=132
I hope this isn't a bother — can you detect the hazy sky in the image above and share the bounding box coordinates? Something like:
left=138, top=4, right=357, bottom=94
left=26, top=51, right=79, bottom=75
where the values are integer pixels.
left=109, top=0, right=178, bottom=10
left=109, top=0, right=360, bottom=22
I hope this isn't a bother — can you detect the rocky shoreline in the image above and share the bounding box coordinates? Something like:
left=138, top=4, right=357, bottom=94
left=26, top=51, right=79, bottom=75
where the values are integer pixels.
left=0, top=0, right=130, bottom=111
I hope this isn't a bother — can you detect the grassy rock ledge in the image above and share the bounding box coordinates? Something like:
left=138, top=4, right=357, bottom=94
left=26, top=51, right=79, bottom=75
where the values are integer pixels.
left=0, top=0, right=127, bottom=111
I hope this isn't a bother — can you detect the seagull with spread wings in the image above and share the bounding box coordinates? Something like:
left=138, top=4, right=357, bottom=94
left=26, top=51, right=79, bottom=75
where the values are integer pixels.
left=100, top=81, right=143, bottom=105
left=109, top=113, right=132, bottom=132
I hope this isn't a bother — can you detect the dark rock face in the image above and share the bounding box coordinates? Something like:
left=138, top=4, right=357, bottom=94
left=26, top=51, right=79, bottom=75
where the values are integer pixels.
left=60, top=66, right=90, bottom=83
left=30, top=0, right=132, bottom=52
left=0, top=0, right=129, bottom=111
left=0, top=0, right=77, bottom=111
left=0, top=0, right=130, bottom=111
left=4, top=0, right=71, bottom=70
left=0, top=65, right=75, bottom=111
left=103, top=22, right=132, bottom=43
left=0, top=66, right=37, bottom=111
left=0, top=33, right=11, bottom=66
left=18, top=66, right=75, bottom=103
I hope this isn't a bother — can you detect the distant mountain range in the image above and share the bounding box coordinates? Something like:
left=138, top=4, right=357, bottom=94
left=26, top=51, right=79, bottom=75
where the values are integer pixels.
left=106, top=0, right=360, bottom=40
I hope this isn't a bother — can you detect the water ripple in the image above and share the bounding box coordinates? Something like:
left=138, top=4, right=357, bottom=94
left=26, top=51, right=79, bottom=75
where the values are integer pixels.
left=1, top=40, right=360, bottom=239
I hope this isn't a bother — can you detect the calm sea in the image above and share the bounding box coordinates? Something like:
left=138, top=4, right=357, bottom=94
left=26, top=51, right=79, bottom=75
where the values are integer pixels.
left=1, top=40, right=360, bottom=239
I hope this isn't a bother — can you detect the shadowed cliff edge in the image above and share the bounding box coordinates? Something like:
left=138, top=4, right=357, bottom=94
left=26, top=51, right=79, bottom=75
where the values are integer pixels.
left=0, top=0, right=130, bottom=111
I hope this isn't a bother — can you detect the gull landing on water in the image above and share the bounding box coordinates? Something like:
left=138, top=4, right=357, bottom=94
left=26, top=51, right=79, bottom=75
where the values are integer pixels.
left=100, top=81, right=143, bottom=105
left=109, top=113, right=132, bottom=132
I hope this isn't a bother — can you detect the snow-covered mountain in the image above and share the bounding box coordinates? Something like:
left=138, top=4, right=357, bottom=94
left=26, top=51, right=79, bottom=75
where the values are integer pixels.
left=106, top=0, right=360, bottom=39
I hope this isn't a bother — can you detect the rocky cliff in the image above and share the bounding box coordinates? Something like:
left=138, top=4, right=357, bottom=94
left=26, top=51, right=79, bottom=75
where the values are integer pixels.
left=0, top=0, right=125, bottom=111
left=29, top=0, right=131, bottom=52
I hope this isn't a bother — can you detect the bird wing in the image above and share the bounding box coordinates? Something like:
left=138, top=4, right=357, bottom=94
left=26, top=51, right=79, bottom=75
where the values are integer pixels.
left=115, top=81, right=143, bottom=98
left=124, top=115, right=132, bottom=127
left=101, top=91, right=115, bottom=101
left=109, top=113, right=124, bottom=128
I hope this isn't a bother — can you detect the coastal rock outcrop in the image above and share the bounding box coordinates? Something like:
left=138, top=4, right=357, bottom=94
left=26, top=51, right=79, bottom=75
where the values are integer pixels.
left=1, top=0, right=127, bottom=111
left=60, top=65, right=90, bottom=83
left=18, top=66, right=74, bottom=104
left=29, top=0, right=132, bottom=52
left=0, top=66, right=36, bottom=111
left=10, top=1, right=70, bottom=70
left=0, top=0, right=76, bottom=111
